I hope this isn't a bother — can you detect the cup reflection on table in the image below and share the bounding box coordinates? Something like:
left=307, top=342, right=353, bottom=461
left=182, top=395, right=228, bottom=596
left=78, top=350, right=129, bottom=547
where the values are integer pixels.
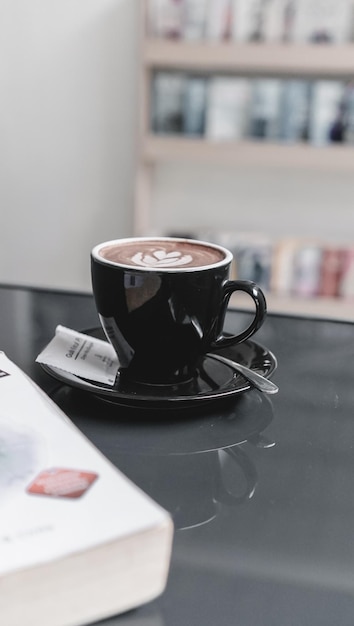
left=116, top=432, right=274, bottom=531
left=50, top=386, right=275, bottom=531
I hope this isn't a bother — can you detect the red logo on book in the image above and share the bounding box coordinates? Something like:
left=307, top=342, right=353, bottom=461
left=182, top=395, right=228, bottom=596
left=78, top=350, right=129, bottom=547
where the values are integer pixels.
left=26, top=468, right=99, bottom=498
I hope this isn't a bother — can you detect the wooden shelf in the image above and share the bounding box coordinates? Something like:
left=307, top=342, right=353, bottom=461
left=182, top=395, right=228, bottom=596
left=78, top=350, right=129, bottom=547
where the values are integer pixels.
left=231, top=292, right=354, bottom=322
left=143, top=136, right=354, bottom=171
left=144, top=40, right=354, bottom=78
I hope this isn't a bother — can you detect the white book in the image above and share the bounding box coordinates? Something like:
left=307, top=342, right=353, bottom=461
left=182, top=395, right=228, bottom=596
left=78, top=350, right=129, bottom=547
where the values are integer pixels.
left=183, top=0, right=208, bottom=39
left=0, top=353, right=173, bottom=626
left=339, top=248, right=354, bottom=297
left=291, top=0, right=353, bottom=44
left=147, top=0, right=184, bottom=38
left=263, top=0, right=287, bottom=42
left=152, top=71, right=186, bottom=134
left=292, top=244, right=323, bottom=297
left=279, top=79, right=311, bottom=142
left=205, top=0, right=233, bottom=40
left=271, top=238, right=300, bottom=294
left=183, top=75, right=208, bottom=135
left=232, top=0, right=265, bottom=42
left=282, top=0, right=296, bottom=42
left=206, top=231, right=273, bottom=287
left=309, top=80, right=345, bottom=146
left=249, top=79, right=283, bottom=140
left=231, top=234, right=273, bottom=290
left=349, top=5, right=354, bottom=42
left=206, top=77, right=251, bottom=140
left=344, top=82, right=354, bottom=143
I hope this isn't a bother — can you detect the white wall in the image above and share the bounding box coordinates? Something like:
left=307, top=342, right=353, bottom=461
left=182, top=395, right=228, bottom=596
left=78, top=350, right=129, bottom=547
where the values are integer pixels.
left=0, top=0, right=139, bottom=292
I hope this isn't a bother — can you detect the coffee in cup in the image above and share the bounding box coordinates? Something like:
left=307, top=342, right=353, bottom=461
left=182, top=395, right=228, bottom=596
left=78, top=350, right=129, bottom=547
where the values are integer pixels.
left=91, top=237, right=267, bottom=384
left=98, top=238, right=225, bottom=269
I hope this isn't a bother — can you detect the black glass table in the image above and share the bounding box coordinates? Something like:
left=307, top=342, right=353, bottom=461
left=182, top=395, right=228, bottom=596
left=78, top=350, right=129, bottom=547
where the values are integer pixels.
left=1, top=283, right=354, bottom=626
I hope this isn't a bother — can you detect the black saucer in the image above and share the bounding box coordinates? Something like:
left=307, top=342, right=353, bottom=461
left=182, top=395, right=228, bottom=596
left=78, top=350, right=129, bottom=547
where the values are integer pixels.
left=41, top=328, right=277, bottom=409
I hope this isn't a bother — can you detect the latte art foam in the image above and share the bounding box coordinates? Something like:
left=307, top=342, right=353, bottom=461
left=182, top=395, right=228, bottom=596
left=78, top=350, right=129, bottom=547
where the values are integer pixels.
left=131, top=249, right=193, bottom=268
left=99, top=240, right=225, bottom=269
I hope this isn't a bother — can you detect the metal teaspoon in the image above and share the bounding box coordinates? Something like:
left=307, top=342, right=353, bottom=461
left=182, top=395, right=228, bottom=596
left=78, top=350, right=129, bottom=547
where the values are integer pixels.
left=208, top=353, right=279, bottom=395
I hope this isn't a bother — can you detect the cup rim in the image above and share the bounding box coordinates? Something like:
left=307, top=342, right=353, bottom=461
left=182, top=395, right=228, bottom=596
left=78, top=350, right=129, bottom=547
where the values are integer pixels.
left=91, top=237, right=233, bottom=272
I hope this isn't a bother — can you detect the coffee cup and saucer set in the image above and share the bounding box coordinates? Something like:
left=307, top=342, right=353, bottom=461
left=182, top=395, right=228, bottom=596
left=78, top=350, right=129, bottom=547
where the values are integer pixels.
left=40, top=237, right=278, bottom=409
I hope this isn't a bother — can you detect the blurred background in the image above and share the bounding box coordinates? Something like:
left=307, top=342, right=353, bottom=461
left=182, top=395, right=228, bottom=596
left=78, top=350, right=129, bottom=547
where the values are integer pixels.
left=1, top=0, right=354, bottom=319
left=0, top=0, right=139, bottom=291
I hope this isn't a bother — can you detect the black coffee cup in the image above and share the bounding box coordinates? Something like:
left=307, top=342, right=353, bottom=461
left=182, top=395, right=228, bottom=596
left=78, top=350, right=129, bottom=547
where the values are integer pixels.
left=91, top=237, right=267, bottom=384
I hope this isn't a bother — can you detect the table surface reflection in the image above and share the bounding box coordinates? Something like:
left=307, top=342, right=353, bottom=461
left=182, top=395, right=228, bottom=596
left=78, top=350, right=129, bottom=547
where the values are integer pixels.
left=1, top=283, right=354, bottom=626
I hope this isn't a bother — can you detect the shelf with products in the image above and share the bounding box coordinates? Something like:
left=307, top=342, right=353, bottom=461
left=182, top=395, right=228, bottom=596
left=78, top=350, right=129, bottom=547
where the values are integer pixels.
left=134, top=1, right=354, bottom=318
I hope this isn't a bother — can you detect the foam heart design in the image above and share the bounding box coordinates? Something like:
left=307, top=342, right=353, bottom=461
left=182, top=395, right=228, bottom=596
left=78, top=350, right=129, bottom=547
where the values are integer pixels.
left=131, top=248, right=193, bottom=268
left=154, top=250, right=180, bottom=260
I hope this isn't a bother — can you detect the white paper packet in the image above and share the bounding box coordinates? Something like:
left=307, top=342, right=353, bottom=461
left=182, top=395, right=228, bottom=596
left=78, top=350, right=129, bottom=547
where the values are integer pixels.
left=35, top=326, right=119, bottom=386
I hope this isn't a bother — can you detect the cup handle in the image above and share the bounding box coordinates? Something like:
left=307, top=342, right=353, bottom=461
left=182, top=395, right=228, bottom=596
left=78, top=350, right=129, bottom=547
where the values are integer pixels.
left=211, top=280, right=267, bottom=349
